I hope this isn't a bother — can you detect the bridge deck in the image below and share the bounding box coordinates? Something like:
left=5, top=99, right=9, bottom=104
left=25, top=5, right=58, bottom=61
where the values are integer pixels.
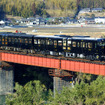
left=0, top=52, right=105, bottom=76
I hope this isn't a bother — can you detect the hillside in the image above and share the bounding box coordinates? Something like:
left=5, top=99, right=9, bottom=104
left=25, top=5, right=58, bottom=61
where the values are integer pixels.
left=0, top=0, right=105, bottom=18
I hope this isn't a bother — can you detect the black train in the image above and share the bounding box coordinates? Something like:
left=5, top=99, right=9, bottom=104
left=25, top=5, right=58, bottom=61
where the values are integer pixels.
left=0, top=32, right=105, bottom=61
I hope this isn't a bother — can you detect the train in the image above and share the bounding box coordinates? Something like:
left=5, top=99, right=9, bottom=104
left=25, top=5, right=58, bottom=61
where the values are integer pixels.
left=0, top=32, right=105, bottom=61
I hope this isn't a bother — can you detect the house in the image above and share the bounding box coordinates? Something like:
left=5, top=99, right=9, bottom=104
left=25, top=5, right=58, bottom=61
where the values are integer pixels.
left=78, top=17, right=95, bottom=24
left=91, top=8, right=103, bottom=12
left=94, top=17, right=105, bottom=24
left=35, top=17, right=46, bottom=25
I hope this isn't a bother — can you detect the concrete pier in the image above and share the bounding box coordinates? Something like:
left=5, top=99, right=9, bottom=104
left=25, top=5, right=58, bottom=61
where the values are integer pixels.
left=0, top=62, right=14, bottom=95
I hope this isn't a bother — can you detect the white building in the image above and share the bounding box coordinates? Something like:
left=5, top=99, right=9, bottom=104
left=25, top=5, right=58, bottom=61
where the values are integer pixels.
left=79, top=8, right=91, bottom=13
left=0, top=20, right=5, bottom=25
left=95, top=17, right=105, bottom=24
left=91, top=8, right=103, bottom=12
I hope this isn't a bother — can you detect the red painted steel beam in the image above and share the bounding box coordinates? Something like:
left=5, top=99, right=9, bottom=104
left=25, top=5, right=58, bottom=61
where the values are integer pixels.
left=61, top=60, right=105, bottom=76
left=1, top=52, right=60, bottom=69
left=0, top=52, right=105, bottom=76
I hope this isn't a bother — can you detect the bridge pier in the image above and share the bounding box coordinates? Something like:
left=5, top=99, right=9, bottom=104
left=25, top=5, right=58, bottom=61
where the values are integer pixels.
left=0, top=62, right=14, bottom=95
left=49, top=69, right=74, bottom=94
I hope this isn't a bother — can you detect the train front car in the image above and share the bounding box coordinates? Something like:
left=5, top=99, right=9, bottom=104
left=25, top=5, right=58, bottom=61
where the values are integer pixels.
left=97, top=38, right=105, bottom=60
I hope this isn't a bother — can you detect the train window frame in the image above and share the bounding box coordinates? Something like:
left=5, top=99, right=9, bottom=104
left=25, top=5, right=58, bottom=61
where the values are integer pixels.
left=19, top=38, right=22, bottom=43
left=49, top=39, right=53, bottom=45
left=12, top=37, right=15, bottom=44
left=38, top=39, right=41, bottom=44
left=98, top=42, right=105, bottom=46
left=2, top=37, right=4, bottom=41
left=77, top=42, right=80, bottom=47
left=54, top=40, right=57, bottom=46
left=34, top=39, right=37, bottom=44
left=25, top=38, right=28, bottom=44
left=86, top=42, right=88, bottom=48
left=83, top=42, right=85, bottom=48
left=88, top=42, right=92, bottom=48
left=72, top=41, right=76, bottom=47
left=29, top=38, right=32, bottom=44
left=63, top=39, right=66, bottom=46
left=58, top=40, right=62, bottom=46
left=8, top=37, right=11, bottom=42
left=15, top=38, right=18, bottom=43
left=46, top=40, right=50, bottom=45
left=0, top=37, right=1, bottom=41
left=5, top=37, right=7, bottom=41
left=67, top=39, right=71, bottom=46
left=40, top=39, right=45, bottom=44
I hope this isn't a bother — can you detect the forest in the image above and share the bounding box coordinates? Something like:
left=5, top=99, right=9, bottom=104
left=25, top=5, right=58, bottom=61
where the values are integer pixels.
left=0, top=0, right=105, bottom=18
left=6, top=75, right=105, bottom=105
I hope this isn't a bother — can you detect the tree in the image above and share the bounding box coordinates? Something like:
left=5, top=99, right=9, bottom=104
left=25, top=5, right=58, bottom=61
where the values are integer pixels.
left=32, top=2, right=36, bottom=16
left=6, top=80, right=47, bottom=105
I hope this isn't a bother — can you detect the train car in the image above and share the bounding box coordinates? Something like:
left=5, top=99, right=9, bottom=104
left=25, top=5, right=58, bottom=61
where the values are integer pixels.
left=0, top=32, right=34, bottom=53
left=0, top=32, right=105, bottom=61
left=33, top=35, right=65, bottom=55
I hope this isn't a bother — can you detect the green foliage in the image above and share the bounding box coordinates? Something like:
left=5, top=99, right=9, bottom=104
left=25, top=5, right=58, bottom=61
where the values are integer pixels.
left=6, top=76, right=105, bottom=105
left=0, top=0, right=77, bottom=18
left=78, top=0, right=105, bottom=8
left=6, top=80, right=47, bottom=105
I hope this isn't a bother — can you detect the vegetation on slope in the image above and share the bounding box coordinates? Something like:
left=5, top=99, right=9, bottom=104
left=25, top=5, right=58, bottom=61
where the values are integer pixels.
left=0, top=0, right=105, bottom=18
left=6, top=76, right=105, bottom=105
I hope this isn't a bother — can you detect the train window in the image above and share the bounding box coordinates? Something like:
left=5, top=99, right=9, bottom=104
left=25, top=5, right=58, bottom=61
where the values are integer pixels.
left=77, top=42, right=80, bottom=47
left=54, top=40, right=57, bottom=46
left=34, top=39, right=37, bottom=44
left=58, top=40, right=62, bottom=46
left=5, top=37, right=7, bottom=41
left=49, top=40, right=53, bottom=45
left=25, top=39, right=28, bottom=43
left=88, top=43, right=92, bottom=48
left=98, top=42, right=105, bottom=46
left=12, top=38, right=15, bottom=44
left=38, top=39, right=41, bottom=44
left=63, top=39, right=66, bottom=46
left=2, top=42, right=4, bottom=44
left=72, top=41, right=76, bottom=47
left=2, top=37, right=4, bottom=41
left=68, top=47, right=70, bottom=50
left=15, top=38, right=18, bottom=43
left=40, top=39, right=45, bottom=44
left=8, top=38, right=11, bottom=42
left=29, top=39, right=32, bottom=44
left=67, top=39, right=71, bottom=46
left=46, top=40, right=50, bottom=45
left=86, top=43, right=88, bottom=48
left=19, top=38, right=22, bottom=43
left=83, top=42, right=85, bottom=48
left=63, top=47, right=66, bottom=50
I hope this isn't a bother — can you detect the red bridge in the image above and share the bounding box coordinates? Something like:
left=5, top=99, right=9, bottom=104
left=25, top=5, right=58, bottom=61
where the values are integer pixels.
left=0, top=52, right=105, bottom=76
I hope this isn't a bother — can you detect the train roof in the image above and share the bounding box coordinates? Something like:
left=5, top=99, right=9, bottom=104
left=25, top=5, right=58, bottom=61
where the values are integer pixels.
left=34, top=35, right=64, bottom=39
left=71, top=37, right=105, bottom=41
